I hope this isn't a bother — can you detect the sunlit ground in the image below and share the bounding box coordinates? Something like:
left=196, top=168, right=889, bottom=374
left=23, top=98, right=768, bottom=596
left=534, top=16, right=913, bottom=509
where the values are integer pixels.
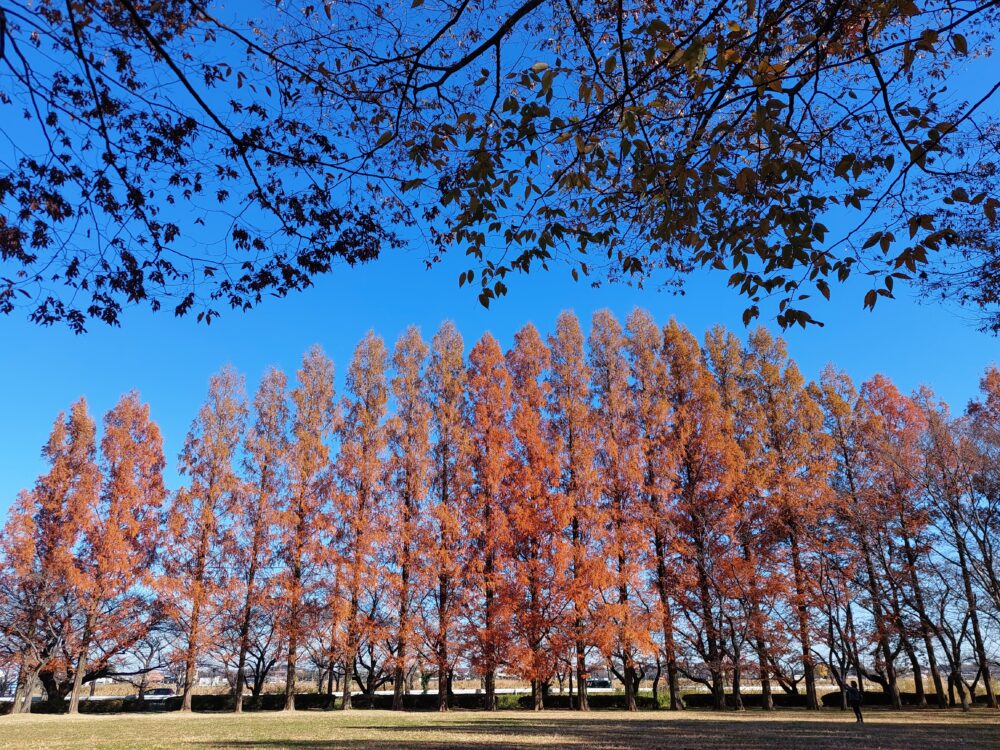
left=1, top=707, right=998, bottom=749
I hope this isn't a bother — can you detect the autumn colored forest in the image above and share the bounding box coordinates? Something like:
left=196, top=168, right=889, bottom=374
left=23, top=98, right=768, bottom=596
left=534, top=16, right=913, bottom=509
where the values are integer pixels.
left=2, top=309, right=999, bottom=718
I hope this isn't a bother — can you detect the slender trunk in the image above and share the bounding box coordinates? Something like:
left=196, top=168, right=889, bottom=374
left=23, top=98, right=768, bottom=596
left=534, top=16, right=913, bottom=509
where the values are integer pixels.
left=614, top=491, right=637, bottom=713
left=575, top=639, right=589, bottom=711
left=842, top=443, right=898, bottom=706
left=845, top=604, right=865, bottom=692
left=572, top=510, right=589, bottom=711
left=653, top=528, right=680, bottom=710
left=236, top=514, right=267, bottom=713
left=695, top=541, right=724, bottom=710
left=925, top=643, right=946, bottom=709
left=436, top=452, right=451, bottom=712
left=902, top=535, right=946, bottom=708
left=756, top=638, right=774, bottom=710
left=68, top=613, right=95, bottom=714
left=529, top=563, right=543, bottom=711
left=788, top=530, right=818, bottom=710
left=903, top=638, right=926, bottom=707
left=284, top=557, right=302, bottom=711
left=953, top=525, right=998, bottom=709
left=741, top=536, right=772, bottom=711
left=861, top=544, right=901, bottom=708
left=393, top=511, right=412, bottom=711
left=436, top=572, right=449, bottom=712
left=342, top=483, right=368, bottom=713
left=484, top=669, right=496, bottom=711
left=732, top=639, right=744, bottom=711
left=568, top=655, right=575, bottom=703
left=182, top=517, right=214, bottom=713
left=342, top=591, right=359, bottom=711
left=484, top=547, right=497, bottom=712
left=181, top=603, right=199, bottom=712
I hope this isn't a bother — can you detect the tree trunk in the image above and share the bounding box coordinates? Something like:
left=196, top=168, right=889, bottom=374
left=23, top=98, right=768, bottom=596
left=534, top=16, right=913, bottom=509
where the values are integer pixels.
left=695, top=543, right=724, bottom=710
left=436, top=456, right=451, bottom=712
left=901, top=531, right=947, bottom=708
left=731, top=638, right=744, bottom=711
left=181, top=594, right=202, bottom=712
left=903, top=638, right=926, bottom=708
left=788, top=531, right=818, bottom=710
left=861, top=547, right=901, bottom=708
left=953, top=528, right=998, bottom=709
left=284, top=572, right=300, bottom=712
left=393, top=490, right=415, bottom=712
left=532, top=679, right=544, bottom=710
left=653, top=529, right=681, bottom=710
left=484, top=669, right=497, bottom=711
left=575, top=640, right=589, bottom=711
left=235, top=541, right=264, bottom=713
left=756, top=638, right=774, bottom=710
left=68, top=614, right=95, bottom=714
left=342, top=578, right=359, bottom=711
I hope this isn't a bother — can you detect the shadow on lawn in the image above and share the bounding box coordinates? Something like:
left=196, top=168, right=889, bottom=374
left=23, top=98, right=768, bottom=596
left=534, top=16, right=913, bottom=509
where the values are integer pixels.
left=198, top=714, right=1000, bottom=750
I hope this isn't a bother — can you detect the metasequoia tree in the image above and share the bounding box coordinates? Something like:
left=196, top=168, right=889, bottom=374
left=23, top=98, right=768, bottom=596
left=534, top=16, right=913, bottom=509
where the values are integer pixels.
left=5, top=3, right=999, bottom=332
left=741, top=328, right=832, bottom=710
left=625, top=310, right=682, bottom=710
left=162, top=368, right=246, bottom=712
left=547, top=311, right=598, bottom=711
left=464, top=332, right=515, bottom=711
left=31, top=400, right=102, bottom=711
left=703, top=326, right=785, bottom=709
left=665, top=322, right=742, bottom=710
left=66, top=393, right=165, bottom=713
left=589, top=310, right=646, bottom=712
left=0, top=491, right=56, bottom=713
left=386, top=326, right=431, bottom=711
left=505, top=323, right=567, bottom=710
left=231, top=369, right=289, bottom=712
left=336, top=332, right=389, bottom=710
left=425, top=321, right=469, bottom=711
left=0, top=400, right=99, bottom=712
left=279, top=347, right=337, bottom=710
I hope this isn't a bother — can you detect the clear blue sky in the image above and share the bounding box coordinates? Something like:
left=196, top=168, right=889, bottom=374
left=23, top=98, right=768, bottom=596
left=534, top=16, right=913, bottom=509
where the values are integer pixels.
left=0, top=244, right=996, bottom=513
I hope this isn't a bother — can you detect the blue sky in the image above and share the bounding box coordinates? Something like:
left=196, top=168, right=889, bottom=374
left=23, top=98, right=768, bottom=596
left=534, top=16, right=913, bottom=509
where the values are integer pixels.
left=0, top=244, right=996, bottom=513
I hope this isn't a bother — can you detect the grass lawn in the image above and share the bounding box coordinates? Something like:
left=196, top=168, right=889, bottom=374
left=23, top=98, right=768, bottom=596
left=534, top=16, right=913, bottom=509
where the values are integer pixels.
left=0, top=708, right=997, bottom=749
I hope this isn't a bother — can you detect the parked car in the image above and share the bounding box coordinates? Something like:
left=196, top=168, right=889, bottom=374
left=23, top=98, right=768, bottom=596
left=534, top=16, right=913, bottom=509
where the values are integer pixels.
left=586, top=678, right=611, bottom=689
left=144, top=687, right=176, bottom=699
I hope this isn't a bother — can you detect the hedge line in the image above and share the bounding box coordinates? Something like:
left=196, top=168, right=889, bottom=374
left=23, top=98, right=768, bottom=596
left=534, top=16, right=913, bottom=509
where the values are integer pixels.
left=3, top=688, right=992, bottom=714
left=682, top=692, right=816, bottom=709
left=820, top=690, right=992, bottom=708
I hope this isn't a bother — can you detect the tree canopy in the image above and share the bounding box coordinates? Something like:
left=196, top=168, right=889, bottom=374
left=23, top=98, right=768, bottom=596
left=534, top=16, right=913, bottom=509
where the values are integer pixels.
left=1, top=0, right=998, bottom=330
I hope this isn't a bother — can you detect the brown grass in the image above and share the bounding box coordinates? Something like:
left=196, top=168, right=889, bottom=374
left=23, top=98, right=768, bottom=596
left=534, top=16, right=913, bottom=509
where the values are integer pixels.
left=1, top=707, right=998, bottom=750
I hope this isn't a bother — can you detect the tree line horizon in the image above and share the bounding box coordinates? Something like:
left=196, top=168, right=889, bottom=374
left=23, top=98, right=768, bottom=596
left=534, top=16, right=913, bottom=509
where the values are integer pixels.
left=2, top=308, right=999, bottom=715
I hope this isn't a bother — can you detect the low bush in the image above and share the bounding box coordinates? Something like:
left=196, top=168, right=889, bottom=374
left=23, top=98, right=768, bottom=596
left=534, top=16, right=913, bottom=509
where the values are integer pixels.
left=821, top=690, right=993, bottom=708
left=681, top=692, right=814, bottom=709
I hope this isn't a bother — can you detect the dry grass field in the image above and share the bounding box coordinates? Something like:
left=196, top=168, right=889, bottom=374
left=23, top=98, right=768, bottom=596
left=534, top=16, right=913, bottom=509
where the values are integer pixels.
left=0, top=708, right=997, bottom=750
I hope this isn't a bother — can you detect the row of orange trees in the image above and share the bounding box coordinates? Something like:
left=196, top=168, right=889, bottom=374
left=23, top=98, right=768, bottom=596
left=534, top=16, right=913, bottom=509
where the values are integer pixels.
left=2, top=310, right=999, bottom=714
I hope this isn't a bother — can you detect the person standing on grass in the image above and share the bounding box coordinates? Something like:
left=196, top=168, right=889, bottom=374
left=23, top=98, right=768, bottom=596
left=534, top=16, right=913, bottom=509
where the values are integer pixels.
left=846, top=680, right=864, bottom=723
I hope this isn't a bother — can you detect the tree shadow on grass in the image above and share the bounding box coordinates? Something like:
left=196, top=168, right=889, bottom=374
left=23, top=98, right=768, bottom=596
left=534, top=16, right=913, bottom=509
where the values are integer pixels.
left=197, top=714, right=1000, bottom=750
